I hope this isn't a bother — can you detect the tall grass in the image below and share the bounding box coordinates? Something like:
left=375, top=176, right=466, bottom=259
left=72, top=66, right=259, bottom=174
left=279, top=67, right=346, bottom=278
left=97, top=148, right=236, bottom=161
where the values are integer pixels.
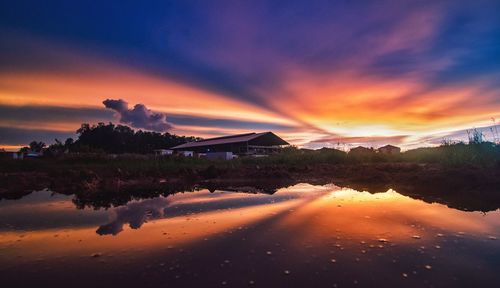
left=235, top=147, right=348, bottom=166
left=402, top=142, right=500, bottom=167
left=2, top=142, right=499, bottom=174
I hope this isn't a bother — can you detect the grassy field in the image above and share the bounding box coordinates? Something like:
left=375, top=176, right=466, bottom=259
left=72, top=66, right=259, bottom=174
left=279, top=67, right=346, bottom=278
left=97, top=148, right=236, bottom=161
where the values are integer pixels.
left=2, top=142, right=500, bottom=176
left=237, top=142, right=500, bottom=167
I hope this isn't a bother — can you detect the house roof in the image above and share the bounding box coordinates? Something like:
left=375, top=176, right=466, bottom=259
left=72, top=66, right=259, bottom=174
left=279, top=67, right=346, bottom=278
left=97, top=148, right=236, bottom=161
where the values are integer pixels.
left=172, top=132, right=288, bottom=149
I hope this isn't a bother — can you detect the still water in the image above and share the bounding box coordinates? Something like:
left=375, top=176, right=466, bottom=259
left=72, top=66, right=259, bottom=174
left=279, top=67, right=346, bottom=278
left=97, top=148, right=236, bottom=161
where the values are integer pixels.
left=0, top=184, right=499, bottom=287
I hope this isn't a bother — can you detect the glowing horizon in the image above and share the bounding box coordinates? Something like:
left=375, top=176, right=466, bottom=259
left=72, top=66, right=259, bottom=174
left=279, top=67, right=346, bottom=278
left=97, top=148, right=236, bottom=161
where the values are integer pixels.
left=1, top=1, right=500, bottom=150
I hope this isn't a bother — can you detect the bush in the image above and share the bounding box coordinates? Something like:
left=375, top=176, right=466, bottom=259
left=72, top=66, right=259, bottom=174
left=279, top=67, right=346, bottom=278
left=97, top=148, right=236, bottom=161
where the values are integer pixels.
left=402, top=142, right=500, bottom=167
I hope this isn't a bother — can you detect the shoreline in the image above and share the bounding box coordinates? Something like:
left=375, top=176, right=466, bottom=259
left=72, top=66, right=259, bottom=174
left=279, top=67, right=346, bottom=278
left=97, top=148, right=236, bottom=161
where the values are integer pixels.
left=1, top=160, right=499, bottom=212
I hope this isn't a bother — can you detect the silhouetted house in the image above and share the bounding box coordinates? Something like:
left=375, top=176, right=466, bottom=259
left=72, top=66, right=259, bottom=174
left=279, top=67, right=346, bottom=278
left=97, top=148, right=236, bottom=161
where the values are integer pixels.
left=348, top=146, right=375, bottom=155
left=172, top=132, right=289, bottom=156
left=378, top=145, right=401, bottom=155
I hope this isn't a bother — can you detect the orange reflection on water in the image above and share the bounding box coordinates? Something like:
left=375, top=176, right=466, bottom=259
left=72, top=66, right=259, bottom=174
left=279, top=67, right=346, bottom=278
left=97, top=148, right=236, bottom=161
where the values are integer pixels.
left=1, top=184, right=499, bottom=269
left=0, top=192, right=303, bottom=262
left=1, top=184, right=499, bottom=287
left=275, top=186, right=500, bottom=247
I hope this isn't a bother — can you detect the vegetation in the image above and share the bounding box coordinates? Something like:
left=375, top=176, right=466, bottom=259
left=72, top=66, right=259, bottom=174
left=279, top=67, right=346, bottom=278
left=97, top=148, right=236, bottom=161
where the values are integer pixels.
left=19, top=122, right=202, bottom=155
left=19, top=141, right=47, bottom=153
left=235, top=142, right=500, bottom=168
left=3, top=123, right=499, bottom=211
left=402, top=142, right=500, bottom=167
left=5, top=142, right=498, bottom=179
left=3, top=140, right=499, bottom=205
left=11, top=122, right=500, bottom=169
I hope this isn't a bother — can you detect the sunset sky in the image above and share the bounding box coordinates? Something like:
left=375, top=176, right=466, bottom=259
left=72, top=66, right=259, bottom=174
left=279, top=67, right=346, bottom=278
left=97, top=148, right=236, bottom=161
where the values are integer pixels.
left=1, top=0, right=500, bottom=150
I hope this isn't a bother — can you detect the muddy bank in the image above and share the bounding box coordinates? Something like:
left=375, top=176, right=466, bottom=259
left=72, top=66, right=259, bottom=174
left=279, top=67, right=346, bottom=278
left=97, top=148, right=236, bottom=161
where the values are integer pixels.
left=1, top=162, right=499, bottom=212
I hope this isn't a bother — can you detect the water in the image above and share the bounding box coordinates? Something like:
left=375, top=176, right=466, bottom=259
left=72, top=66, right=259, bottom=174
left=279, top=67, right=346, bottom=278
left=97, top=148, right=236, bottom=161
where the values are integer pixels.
left=0, top=184, right=499, bottom=287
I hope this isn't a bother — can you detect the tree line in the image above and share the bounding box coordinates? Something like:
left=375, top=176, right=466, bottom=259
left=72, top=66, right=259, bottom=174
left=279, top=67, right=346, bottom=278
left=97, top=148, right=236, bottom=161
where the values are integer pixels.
left=20, top=122, right=202, bottom=155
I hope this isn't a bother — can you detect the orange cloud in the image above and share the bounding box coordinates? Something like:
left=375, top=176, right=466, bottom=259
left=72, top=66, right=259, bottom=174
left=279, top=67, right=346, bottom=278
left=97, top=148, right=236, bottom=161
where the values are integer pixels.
left=270, top=69, right=500, bottom=145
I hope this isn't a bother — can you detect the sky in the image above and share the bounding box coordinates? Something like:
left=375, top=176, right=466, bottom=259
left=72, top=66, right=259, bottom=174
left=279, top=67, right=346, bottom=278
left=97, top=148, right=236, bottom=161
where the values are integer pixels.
left=1, top=0, right=500, bottom=150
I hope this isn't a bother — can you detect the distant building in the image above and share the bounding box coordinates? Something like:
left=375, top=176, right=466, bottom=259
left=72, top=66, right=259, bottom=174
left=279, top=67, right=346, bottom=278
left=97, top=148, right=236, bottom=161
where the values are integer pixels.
left=348, top=146, right=375, bottom=155
left=172, top=132, right=289, bottom=156
left=153, top=149, right=174, bottom=156
left=378, top=145, right=401, bottom=155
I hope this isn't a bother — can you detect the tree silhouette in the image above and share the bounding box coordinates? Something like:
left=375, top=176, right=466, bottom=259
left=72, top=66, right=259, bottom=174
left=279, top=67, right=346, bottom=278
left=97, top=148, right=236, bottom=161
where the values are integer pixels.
left=72, top=122, right=201, bottom=154
left=19, top=122, right=201, bottom=154
left=29, top=141, right=46, bottom=152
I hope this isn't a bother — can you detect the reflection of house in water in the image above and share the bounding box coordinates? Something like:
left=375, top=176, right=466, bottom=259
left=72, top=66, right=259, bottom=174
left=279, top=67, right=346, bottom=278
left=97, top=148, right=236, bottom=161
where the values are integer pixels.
left=172, top=132, right=289, bottom=157
left=378, top=145, right=401, bottom=155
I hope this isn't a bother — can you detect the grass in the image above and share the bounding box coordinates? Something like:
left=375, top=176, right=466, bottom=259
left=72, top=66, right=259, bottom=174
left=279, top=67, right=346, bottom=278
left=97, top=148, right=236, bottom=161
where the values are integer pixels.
left=2, top=142, right=499, bottom=177
left=402, top=142, right=500, bottom=167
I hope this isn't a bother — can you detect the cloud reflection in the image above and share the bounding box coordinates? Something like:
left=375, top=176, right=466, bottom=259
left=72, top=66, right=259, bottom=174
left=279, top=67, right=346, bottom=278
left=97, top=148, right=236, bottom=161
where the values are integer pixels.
left=96, top=198, right=170, bottom=235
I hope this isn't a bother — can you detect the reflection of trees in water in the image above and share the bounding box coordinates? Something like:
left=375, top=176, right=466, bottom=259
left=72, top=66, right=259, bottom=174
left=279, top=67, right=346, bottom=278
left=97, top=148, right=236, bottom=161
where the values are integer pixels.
left=72, top=179, right=298, bottom=210
left=91, top=179, right=500, bottom=236
left=93, top=181, right=304, bottom=236
left=72, top=177, right=500, bottom=214
left=338, top=181, right=500, bottom=213
left=72, top=182, right=199, bottom=209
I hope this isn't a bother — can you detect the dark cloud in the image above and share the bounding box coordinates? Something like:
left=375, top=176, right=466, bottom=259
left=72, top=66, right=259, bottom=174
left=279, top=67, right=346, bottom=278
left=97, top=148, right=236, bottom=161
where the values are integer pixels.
left=0, top=104, right=297, bottom=147
left=0, top=104, right=293, bottom=131
left=168, top=115, right=295, bottom=131
left=103, top=99, right=172, bottom=132
left=0, top=127, right=74, bottom=146
left=0, top=105, right=113, bottom=123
